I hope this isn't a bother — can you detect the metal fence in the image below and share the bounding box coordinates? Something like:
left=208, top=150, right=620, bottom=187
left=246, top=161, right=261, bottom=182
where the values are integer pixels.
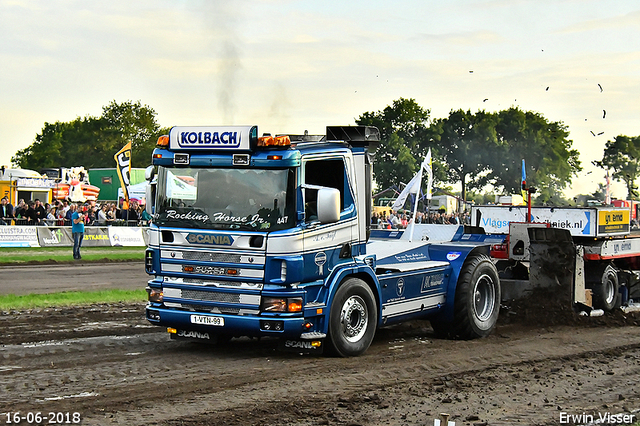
left=1, top=219, right=150, bottom=227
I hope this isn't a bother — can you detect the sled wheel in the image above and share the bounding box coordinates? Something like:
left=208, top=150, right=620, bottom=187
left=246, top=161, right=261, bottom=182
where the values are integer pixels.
left=327, top=278, right=377, bottom=357
left=452, top=254, right=501, bottom=339
left=592, top=264, right=620, bottom=312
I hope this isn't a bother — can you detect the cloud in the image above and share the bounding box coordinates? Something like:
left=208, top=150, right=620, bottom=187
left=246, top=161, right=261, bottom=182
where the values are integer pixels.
left=560, top=9, right=640, bottom=33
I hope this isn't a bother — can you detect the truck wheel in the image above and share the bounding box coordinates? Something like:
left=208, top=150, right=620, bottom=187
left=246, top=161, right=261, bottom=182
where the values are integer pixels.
left=452, top=254, right=501, bottom=339
left=327, top=278, right=377, bottom=357
left=592, top=264, right=620, bottom=312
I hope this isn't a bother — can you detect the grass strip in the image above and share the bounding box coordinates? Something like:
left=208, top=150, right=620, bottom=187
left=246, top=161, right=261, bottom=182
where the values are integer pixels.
left=0, top=247, right=144, bottom=264
left=0, top=289, right=147, bottom=310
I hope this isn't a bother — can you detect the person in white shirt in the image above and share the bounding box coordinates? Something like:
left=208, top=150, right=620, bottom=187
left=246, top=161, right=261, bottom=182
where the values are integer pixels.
left=97, top=204, right=109, bottom=225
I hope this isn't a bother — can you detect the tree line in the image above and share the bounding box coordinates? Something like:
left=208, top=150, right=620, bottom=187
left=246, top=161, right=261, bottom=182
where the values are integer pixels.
left=11, top=98, right=639, bottom=204
left=12, top=100, right=169, bottom=171
left=357, top=98, right=639, bottom=204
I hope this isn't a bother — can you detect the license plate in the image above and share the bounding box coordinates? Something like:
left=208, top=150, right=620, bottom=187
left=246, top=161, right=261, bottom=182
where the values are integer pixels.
left=190, top=315, right=224, bottom=326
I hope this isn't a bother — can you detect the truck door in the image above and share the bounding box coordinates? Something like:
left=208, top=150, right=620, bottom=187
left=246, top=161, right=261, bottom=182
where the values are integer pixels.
left=302, top=155, right=358, bottom=281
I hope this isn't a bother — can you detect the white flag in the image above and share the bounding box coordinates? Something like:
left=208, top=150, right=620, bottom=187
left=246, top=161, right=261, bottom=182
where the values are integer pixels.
left=391, top=149, right=432, bottom=211
left=391, top=171, right=422, bottom=211
left=424, top=149, right=432, bottom=200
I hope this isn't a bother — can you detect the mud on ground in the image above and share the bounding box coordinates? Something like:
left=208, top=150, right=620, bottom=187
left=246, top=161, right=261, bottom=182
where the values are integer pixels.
left=2, top=299, right=640, bottom=426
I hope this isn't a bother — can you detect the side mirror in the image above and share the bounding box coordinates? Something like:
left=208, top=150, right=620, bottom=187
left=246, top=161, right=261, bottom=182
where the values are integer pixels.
left=145, top=165, right=156, bottom=181
left=145, top=183, right=156, bottom=216
left=317, top=188, right=340, bottom=223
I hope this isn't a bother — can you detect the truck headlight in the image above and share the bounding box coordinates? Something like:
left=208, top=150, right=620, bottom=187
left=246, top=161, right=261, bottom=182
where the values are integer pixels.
left=262, top=297, right=303, bottom=313
left=147, top=287, right=163, bottom=303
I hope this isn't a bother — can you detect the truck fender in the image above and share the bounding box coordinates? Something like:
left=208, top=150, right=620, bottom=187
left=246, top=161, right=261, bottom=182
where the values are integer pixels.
left=430, top=245, right=491, bottom=323
left=320, top=262, right=381, bottom=334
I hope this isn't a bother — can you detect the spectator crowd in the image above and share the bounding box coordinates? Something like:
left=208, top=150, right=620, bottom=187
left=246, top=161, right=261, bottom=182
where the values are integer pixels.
left=0, top=196, right=151, bottom=227
left=1, top=195, right=468, bottom=230
left=372, top=209, right=470, bottom=229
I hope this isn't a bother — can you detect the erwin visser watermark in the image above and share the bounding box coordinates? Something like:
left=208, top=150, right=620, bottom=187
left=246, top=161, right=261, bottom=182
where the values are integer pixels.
left=559, top=411, right=636, bottom=425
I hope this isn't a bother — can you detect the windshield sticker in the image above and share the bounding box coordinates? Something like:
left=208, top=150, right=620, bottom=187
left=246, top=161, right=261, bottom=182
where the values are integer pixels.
left=212, top=212, right=251, bottom=223
left=156, top=166, right=293, bottom=231
left=212, top=212, right=274, bottom=229
left=165, top=210, right=209, bottom=222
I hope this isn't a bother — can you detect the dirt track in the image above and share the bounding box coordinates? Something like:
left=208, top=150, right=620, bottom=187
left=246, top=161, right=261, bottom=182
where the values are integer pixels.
left=0, top=262, right=146, bottom=295
left=2, top=299, right=640, bottom=426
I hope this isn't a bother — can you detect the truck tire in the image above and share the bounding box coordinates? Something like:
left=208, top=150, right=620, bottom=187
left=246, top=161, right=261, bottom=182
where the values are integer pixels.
left=452, top=254, right=501, bottom=339
left=592, top=264, right=620, bottom=312
left=327, top=278, right=377, bottom=357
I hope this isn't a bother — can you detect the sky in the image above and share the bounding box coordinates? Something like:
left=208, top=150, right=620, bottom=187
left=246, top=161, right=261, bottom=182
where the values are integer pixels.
left=2, top=0, right=640, bottom=199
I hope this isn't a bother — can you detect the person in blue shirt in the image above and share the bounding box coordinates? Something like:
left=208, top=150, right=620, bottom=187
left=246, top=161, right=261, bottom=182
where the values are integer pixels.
left=71, top=204, right=85, bottom=260
left=65, top=203, right=76, bottom=225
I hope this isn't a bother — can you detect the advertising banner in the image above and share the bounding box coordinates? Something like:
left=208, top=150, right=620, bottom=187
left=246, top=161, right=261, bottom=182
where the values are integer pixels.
left=114, top=141, right=132, bottom=207
left=0, top=226, right=39, bottom=247
left=169, top=126, right=255, bottom=151
left=37, top=227, right=74, bottom=247
left=16, top=178, right=56, bottom=188
left=471, top=206, right=631, bottom=237
left=597, top=208, right=630, bottom=235
left=82, top=227, right=112, bottom=247
left=471, top=206, right=597, bottom=237
left=2, top=226, right=148, bottom=247
left=108, top=226, right=146, bottom=246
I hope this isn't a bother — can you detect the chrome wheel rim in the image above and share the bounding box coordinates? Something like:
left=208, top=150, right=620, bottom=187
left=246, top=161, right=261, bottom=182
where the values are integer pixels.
left=340, top=295, right=368, bottom=343
left=604, top=275, right=616, bottom=305
left=473, top=274, right=496, bottom=322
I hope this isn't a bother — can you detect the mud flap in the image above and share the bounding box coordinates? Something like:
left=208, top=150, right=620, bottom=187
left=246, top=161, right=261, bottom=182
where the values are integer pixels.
left=527, top=227, right=576, bottom=307
left=279, top=338, right=324, bottom=354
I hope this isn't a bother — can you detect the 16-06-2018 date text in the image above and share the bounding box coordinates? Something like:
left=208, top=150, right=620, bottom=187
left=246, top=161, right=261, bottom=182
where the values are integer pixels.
left=3, top=412, right=81, bottom=424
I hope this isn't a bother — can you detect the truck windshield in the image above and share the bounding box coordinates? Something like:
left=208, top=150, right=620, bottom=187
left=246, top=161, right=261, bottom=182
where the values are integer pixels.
left=154, top=167, right=296, bottom=231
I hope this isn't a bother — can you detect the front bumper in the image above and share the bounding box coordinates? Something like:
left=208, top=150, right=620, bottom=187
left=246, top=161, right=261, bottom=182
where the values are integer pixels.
left=146, top=305, right=320, bottom=339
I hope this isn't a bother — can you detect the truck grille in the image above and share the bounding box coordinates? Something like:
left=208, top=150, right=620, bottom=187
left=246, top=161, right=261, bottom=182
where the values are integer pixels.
left=182, top=289, right=240, bottom=304
left=164, top=277, right=263, bottom=290
left=182, top=252, right=242, bottom=263
left=162, top=286, right=261, bottom=316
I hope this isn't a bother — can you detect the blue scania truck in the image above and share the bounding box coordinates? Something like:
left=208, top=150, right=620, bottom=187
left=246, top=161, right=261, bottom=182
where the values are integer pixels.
left=144, top=125, right=501, bottom=356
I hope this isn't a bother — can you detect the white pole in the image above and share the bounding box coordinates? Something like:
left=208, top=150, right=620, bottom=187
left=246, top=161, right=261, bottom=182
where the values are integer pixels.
left=408, top=168, right=423, bottom=242
left=409, top=149, right=432, bottom=242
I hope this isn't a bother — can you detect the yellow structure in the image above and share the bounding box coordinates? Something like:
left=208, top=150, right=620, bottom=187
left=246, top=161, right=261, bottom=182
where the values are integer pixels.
left=372, top=197, right=397, bottom=216
left=0, top=167, right=54, bottom=205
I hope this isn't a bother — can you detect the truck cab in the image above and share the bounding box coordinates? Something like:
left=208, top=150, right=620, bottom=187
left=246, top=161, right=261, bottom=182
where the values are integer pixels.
left=145, top=125, right=501, bottom=356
